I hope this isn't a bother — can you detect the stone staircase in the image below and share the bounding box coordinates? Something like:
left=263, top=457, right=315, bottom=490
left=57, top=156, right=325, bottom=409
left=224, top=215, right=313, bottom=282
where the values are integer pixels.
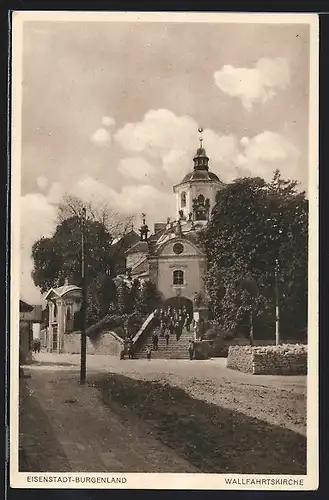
left=133, top=325, right=194, bottom=360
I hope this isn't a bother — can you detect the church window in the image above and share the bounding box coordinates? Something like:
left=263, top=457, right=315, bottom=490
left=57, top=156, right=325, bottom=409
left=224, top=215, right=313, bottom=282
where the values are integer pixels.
left=173, top=242, right=184, bottom=255
left=197, top=194, right=205, bottom=204
left=181, top=191, right=187, bottom=208
left=173, top=270, right=184, bottom=285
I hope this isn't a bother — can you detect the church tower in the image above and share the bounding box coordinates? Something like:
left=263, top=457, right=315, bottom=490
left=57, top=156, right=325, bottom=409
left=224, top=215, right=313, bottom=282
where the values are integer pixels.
left=173, top=128, right=224, bottom=227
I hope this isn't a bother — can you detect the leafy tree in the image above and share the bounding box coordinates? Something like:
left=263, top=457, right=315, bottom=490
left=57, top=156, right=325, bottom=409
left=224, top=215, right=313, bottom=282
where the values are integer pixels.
left=31, top=195, right=133, bottom=326
left=116, top=280, right=132, bottom=315
left=32, top=216, right=114, bottom=292
left=204, top=171, right=308, bottom=340
left=135, top=280, right=161, bottom=315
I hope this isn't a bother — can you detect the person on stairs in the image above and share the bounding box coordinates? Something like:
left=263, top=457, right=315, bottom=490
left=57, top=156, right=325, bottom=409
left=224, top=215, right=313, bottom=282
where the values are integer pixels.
left=174, top=321, right=182, bottom=342
left=188, top=340, right=195, bottom=360
left=146, top=346, right=152, bottom=361
left=165, top=330, right=170, bottom=346
left=160, top=320, right=166, bottom=338
left=152, top=331, right=159, bottom=351
left=127, top=339, right=133, bottom=359
left=168, top=317, right=174, bottom=336
left=185, top=313, right=192, bottom=332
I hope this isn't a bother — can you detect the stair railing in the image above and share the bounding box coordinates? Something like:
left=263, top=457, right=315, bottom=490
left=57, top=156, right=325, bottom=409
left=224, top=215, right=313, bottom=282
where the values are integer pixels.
left=131, top=311, right=156, bottom=347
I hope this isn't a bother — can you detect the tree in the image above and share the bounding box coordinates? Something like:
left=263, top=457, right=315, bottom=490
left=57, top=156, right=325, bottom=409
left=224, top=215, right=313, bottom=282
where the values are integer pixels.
left=32, top=215, right=114, bottom=292
left=135, top=280, right=161, bottom=315
left=57, top=194, right=133, bottom=238
left=32, top=195, right=133, bottom=326
left=204, top=172, right=308, bottom=340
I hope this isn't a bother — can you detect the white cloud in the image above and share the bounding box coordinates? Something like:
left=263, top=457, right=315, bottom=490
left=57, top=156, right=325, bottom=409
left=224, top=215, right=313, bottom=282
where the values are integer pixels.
left=47, top=182, right=64, bottom=204
left=214, top=58, right=290, bottom=110
left=118, top=157, right=156, bottom=181
left=36, top=175, right=48, bottom=190
left=102, top=116, right=115, bottom=127
left=20, top=193, right=57, bottom=303
left=114, top=109, right=239, bottom=182
left=237, top=131, right=301, bottom=180
left=70, top=176, right=174, bottom=224
left=90, top=127, right=111, bottom=145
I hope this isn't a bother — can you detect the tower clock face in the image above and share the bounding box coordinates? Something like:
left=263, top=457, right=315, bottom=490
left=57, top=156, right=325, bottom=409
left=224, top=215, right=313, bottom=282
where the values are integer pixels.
left=173, top=242, right=184, bottom=255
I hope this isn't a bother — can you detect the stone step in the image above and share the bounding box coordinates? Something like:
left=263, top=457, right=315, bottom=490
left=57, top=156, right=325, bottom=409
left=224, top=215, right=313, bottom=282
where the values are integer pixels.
left=133, top=324, right=194, bottom=360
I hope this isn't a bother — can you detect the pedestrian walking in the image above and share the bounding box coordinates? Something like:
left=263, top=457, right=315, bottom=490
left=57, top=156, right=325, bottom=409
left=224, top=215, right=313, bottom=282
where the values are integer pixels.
left=165, top=331, right=170, bottom=346
left=152, top=331, right=159, bottom=350
left=174, top=321, right=182, bottom=341
left=127, top=340, right=133, bottom=359
left=188, top=340, right=195, bottom=360
left=169, top=318, right=174, bottom=336
left=33, top=339, right=41, bottom=353
left=185, top=313, right=192, bottom=332
left=160, top=320, right=166, bottom=338
left=146, top=346, right=152, bottom=360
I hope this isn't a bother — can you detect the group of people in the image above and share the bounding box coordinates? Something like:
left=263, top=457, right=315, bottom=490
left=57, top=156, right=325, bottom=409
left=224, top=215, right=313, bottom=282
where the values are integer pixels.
left=120, top=305, right=202, bottom=361
left=32, top=338, right=41, bottom=353
left=152, top=306, right=193, bottom=347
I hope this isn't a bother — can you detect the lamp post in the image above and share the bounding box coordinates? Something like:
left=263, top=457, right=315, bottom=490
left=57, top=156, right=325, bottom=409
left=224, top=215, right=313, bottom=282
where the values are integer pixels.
left=274, top=258, right=280, bottom=345
left=80, top=207, right=87, bottom=385
left=266, top=217, right=282, bottom=345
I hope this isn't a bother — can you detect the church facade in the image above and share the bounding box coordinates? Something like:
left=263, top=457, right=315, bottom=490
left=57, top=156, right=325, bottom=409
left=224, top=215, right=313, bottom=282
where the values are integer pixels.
left=126, top=131, right=224, bottom=312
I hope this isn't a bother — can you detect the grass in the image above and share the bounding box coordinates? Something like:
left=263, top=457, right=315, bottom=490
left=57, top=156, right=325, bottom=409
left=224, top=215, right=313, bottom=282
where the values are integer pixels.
left=93, top=374, right=306, bottom=474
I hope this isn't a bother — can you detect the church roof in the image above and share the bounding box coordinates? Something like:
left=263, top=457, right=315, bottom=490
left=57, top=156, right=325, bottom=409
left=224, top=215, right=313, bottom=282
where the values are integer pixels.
left=181, top=170, right=221, bottom=183
left=125, top=240, right=149, bottom=255
left=131, top=257, right=149, bottom=277
left=175, top=131, right=224, bottom=186
left=110, top=229, right=140, bottom=253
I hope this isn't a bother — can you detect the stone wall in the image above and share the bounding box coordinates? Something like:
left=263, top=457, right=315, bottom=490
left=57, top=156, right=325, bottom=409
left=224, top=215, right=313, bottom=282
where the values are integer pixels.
left=227, top=344, right=307, bottom=375
left=227, top=346, right=254, bottom=373
left=63, top=331, right=124, bottom=356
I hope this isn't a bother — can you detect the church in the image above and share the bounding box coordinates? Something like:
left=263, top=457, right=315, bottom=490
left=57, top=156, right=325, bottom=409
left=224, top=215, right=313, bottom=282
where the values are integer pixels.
left=125, top=129, right=224, bottom=314
left=43, top=130, right=224, bottom=355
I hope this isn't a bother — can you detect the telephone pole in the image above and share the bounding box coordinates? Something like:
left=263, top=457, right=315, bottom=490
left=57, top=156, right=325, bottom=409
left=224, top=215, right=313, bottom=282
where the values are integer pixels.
left=80, top=207, right=87, bottom=385
left=275, top=258, right=280, bottom=345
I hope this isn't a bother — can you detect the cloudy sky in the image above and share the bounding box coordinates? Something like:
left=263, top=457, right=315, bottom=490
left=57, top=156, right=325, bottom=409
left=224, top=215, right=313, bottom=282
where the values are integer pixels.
left=19, top=18, right=310, bottom=303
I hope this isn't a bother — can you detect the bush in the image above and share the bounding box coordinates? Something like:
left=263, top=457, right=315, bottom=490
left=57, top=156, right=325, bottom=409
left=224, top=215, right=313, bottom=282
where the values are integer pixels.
left=86, top=311, right=144, bottom=340
left=204, top=321, right=234, bottom=357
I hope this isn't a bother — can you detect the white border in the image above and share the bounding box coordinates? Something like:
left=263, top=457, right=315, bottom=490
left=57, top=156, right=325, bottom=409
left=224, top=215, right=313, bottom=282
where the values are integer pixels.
left=10, top=11, right=319, bottom=491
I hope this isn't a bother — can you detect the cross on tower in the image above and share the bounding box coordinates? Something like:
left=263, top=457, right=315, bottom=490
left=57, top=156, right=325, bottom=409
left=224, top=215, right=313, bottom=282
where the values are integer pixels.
left=198, top=127, right=204, bottom=148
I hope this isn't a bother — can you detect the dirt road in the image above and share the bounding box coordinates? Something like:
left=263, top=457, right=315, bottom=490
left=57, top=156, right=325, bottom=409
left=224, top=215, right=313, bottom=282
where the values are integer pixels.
left=19, top=369, right=197, bottom=473
left=29, top=353, right=306, bottom=435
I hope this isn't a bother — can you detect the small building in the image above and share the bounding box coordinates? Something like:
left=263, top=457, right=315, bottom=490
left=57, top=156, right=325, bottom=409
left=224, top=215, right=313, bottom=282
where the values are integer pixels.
left=43, top=283, right=83, bottom=353
left=109, top=228, right=141, bottom=275
left=19, top=300, right=42, bottom=364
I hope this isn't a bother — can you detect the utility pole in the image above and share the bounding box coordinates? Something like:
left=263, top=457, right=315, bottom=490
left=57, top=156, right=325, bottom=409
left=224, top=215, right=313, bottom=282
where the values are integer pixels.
left=249, top=310, right=254, bottom=346
left=80, top=207, right=87, bottom=385
left=275, top=258, right=280, bottom=345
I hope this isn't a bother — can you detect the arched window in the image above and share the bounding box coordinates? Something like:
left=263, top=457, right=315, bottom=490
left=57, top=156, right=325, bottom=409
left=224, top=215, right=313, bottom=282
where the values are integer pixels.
left=53, top=303, right=58, bottom=320
left=181, top=191, right=187, bottom=208
left=173, top=270, right=184, bottom=285
left=197, top=194, right=205, bottom=204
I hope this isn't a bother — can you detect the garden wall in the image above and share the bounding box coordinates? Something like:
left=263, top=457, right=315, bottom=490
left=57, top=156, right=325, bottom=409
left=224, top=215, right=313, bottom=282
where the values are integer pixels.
left=227, top=344, right=307, bottom=375
left=63, top=331, right=124, bottom=356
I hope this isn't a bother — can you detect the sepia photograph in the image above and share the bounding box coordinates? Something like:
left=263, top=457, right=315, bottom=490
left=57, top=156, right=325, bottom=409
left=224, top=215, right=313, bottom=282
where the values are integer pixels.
left=10, top=11, right=318, bottom=490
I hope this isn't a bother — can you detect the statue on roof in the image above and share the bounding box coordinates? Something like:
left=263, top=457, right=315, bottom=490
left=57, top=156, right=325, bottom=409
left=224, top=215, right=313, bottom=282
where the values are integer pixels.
left=139, top=213, right=149, bottom=241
